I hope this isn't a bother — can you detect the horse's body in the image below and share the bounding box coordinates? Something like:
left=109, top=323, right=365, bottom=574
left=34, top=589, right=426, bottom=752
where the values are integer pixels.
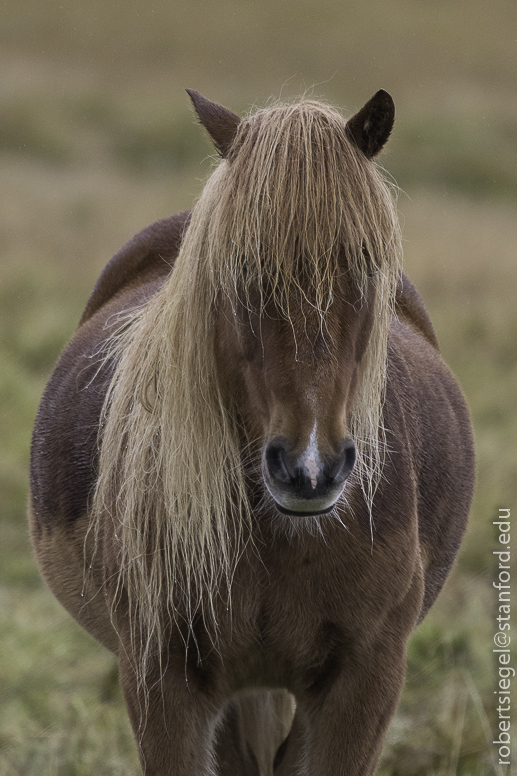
left=29, top=91, right=474, bottom=775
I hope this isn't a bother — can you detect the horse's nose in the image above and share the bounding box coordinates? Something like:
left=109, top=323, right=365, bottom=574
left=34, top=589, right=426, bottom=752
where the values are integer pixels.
left=264, top=438, right=356, bottom=499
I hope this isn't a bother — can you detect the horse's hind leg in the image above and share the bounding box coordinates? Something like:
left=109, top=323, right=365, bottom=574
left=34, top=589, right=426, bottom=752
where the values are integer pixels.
left=216, top=691, right=296, bottom=776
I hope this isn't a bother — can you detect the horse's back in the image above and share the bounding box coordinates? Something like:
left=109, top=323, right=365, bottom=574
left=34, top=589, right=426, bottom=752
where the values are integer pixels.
left=395, top=273, right=439, bottom=350
left=80, top=211, right=190, bottom=325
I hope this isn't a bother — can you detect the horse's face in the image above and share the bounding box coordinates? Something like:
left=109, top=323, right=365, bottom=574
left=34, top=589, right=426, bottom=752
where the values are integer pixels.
left=217, top=275, right=375, bottom=516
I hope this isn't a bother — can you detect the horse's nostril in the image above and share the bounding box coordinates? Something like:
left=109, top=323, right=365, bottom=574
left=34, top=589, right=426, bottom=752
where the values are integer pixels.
left=344, top=442, right=356, bottom=473
left=265, top=441, right=291, bottom=484
left=328, top=441, right=356, bottom=483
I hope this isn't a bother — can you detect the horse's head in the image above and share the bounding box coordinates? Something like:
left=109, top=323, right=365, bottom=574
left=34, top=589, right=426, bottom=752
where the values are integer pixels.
left=215, top=273, right=376, bottom=516
left=188, top=89, right=399, bottom=517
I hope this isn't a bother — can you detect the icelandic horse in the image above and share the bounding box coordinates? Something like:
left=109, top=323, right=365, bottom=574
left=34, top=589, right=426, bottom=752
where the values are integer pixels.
left=29, top=89, right=475, bottom=775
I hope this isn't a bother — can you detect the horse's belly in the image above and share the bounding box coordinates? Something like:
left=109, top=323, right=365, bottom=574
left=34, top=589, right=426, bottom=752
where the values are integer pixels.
left=28, top=499, right=118, bottom=653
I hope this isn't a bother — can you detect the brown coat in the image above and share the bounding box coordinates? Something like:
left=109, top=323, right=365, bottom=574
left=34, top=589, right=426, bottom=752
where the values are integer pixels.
left=29, top=91, right=475, bottom=776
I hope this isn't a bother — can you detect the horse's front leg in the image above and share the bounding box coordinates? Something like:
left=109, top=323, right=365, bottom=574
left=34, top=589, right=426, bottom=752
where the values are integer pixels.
left=295, top=633, right=409, bottom=776
left=118, top=646, right=220, bottom=776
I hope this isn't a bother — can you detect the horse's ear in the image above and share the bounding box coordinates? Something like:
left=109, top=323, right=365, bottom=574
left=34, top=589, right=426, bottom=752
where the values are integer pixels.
left=186, top=89, right=241, bottom=158
left=345, top=90, right=395, bottom=158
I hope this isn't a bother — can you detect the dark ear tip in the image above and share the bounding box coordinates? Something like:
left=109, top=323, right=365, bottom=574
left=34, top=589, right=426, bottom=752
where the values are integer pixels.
left=374, top=89, right=395, bottom=111
left=185, top=89, right=241, bottom=158
left=185, top=89, right=206, bottom=109
left=346, top=89, right=395, bottom=158
left=376, top=88, right=393, bottom=100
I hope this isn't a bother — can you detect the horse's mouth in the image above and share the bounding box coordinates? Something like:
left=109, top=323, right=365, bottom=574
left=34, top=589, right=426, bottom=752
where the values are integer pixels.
left=264, top=475, right=342, bottom=517
left=273, top=501, right=336, bottom=517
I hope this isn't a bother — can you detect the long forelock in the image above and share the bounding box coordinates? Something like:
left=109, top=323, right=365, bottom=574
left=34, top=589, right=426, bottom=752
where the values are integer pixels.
left=187, top=96, right=402, bottom=511
left=191, top=99, right=401, bottom=313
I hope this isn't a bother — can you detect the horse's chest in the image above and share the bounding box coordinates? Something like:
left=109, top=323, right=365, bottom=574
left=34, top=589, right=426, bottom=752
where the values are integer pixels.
left=182, top=526, right=421, bottom=695
left=216, top=544, right=373, bottom=692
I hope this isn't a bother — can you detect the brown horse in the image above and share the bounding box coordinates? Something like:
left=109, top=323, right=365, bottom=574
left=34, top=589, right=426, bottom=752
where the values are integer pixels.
left=29, top=89, right=475, bottom=775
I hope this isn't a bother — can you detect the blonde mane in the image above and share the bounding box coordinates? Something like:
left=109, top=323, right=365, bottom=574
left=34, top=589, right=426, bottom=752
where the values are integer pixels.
left=92, top=99, right=402, bottom=678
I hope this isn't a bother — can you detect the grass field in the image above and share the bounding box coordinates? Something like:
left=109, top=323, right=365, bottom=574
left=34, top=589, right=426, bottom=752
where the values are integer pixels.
left=1, top=0, right=516, bottom=773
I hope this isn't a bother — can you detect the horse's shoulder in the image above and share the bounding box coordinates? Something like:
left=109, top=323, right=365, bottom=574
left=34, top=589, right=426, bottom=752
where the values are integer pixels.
left=394, top=274, right=439, bottom=351
left=79, top=211, right=191, bottom=325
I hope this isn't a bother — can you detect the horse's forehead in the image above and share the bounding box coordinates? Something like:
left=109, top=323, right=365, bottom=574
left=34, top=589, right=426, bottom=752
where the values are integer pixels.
left=237, top=300, right=345, bottom=374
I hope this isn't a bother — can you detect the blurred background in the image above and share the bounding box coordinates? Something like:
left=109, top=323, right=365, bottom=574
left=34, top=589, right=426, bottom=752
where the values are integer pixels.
left=1, top=0, right=516, bottom=773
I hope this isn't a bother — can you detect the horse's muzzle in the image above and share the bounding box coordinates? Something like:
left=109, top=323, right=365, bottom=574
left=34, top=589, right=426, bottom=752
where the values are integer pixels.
left=263, top=438, right=356, bottom=516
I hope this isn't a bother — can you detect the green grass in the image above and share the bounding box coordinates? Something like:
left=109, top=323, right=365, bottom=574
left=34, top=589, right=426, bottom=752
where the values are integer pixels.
left=0, top=588, right=139, bottom=775
left=1, top=0, right=517, bottom=771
